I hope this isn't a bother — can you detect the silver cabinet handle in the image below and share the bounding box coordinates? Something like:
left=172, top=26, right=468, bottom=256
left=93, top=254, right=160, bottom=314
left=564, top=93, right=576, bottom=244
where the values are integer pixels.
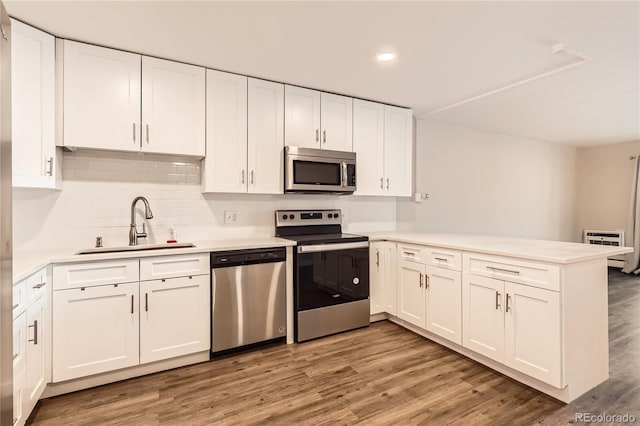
left=506, top=293, right=511, bottom=312
left=495, top=291, right=501, bottom=310
left=250, top=170, right=254, bottom=185
left=146, top=124, right=149, bottom=144
left=376, top=250, right=380, bottom=267
left=12, top=352, right=18, bottom=360
left=32, top=282, right=45, bottom=289
left=386, top=178, right=390, bottom=190
left=323, top=130, right=327, bottom=144
left=28, top=320, right=38, bottom=345
left=12, top=303, right=18, bottom=309
left=341, top=162, right=347, bottom=187
left=133, top=123, right=136, bottom=142
left=241, top=169, right=245, bottom=184
left=434, top=257, right=448, bottom=262
left=131, top=295, right=134, bottom=314
left=145, top=293, right=148, bottom=312
left=12, top=418, right=17, bottom=426
left=425, top=274, right=429, bottom=289
left=419, top=273, right=423, bottom=288
left=315, top=129, right=319, bottom=143
left=403, top=251, right=416, bottom=257
left=46, top=157, right=54, bottom=176
left=487, top=266, right=520, bottom=275
left=380, top=177, right=384, bottom=189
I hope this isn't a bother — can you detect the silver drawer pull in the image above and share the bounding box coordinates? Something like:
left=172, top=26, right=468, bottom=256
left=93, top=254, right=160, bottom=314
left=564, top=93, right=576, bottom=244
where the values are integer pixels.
left=28, top=320, right=38, bottom=345
left=486, top=266, right=520, bottom=275
left=434, top=257, right=448, bottom=262
left=403, top=251, right=416, bottom=257
left=32, top=282, right=45, bottom=289
left=12, top=303, right=18, bottom=309
left=13, top=352, right=18, bottom=360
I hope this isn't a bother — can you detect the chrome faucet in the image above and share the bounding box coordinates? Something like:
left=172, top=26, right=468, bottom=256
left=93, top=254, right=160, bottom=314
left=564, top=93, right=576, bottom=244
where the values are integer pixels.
left=129, top=196, right=154, bottom=246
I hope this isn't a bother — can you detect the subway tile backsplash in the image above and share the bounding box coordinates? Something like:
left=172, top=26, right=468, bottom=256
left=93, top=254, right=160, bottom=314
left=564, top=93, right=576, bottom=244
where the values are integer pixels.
left=13, top=151, right=397, bottom=252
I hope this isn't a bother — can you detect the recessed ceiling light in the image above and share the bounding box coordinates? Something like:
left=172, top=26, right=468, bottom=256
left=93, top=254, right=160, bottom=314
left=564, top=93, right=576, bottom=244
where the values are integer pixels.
left=376, top=51, right=396, bottom=62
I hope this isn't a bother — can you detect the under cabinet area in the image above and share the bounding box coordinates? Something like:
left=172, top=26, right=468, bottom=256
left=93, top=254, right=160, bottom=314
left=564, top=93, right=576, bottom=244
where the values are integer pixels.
left=51, top=254, right=210, bottom=384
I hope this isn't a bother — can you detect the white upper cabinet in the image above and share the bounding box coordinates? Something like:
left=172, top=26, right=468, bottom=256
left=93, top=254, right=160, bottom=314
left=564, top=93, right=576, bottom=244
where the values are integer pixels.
left=353, top=100, right=385, bottom=195
left=320, top=92, right=353, bottom=151
left=11, top=20, right=58, bottom=189
left=383, top=105, right=412, bottom=197
left=141, top=56, right=205, bottom=156
left=284, top=85, right=321, bottom=149
left=284, top=85, right=353, bottom=151
left=354, top=102, right=412, bottom=196
left=63, top=41, right=205, bottom=157
left=247, top=78, right=284, bottom=194
left=201, top=70, right=248, bottom=193
left=63, top=40, right=141, bottom=152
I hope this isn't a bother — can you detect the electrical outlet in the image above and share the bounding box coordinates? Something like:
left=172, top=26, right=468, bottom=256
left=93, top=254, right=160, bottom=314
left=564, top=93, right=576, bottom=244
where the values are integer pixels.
left=224, top=210, right=238, bottom=224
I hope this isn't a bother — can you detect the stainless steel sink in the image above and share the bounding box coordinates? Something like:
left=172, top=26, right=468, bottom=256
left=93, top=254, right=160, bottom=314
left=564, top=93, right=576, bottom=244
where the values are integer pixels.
left=75, top=242, right=196, bottom=255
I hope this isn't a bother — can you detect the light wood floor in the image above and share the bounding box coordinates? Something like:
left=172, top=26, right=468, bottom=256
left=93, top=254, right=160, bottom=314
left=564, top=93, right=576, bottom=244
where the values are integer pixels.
left=28, top=269, right=639, bottom=425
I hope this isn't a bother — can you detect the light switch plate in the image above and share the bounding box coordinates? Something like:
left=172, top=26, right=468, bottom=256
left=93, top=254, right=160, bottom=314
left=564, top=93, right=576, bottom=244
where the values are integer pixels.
left=224, top=210, right=238, bottom=224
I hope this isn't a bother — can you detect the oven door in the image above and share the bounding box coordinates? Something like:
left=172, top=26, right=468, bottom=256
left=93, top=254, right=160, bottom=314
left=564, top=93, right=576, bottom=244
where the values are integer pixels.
left=295, top=241, right=369, bottom=311
left=285, top=149, right=356, bottom=193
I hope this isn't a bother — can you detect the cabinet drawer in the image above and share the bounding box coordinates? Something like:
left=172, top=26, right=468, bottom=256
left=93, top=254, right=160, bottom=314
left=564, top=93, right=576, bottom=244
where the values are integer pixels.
left=26, top=267, right=48, bottom=305
left=426, top=247, right=462, bottom=272
left=53, top=260, right=139, bottom=290
left=397, top=244, right=428, bottom=263
left=140, top=254, right=209, bottom=281
left=13, top=280, right=27, bottom=319
left=463, top=252, right=560, bottom=291
left=13, top=310, right=27, bottom=373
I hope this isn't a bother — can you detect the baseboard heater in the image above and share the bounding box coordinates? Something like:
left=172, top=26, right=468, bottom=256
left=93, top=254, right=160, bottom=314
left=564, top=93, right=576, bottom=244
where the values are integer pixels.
left=583, top=229, right=625, bottom=268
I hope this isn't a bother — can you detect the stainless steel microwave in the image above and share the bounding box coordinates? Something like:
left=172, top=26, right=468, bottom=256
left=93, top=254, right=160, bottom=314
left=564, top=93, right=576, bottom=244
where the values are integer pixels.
left=284, top=146, right=356, bottom=194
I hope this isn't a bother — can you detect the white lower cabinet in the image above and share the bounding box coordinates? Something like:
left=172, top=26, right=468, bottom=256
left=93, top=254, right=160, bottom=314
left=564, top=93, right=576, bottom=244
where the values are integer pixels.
left=140, top=275, right=210, bottom=364
left=25, top=295, right=47, bottom=411
left=13, top=369, right=26, bottom=426
left=52, top=282, right=139, bottom=382
left=425, top=266, right=462, bottom=345
left=370, top=241, right=397, bottom=316
left=397, top=259, right=426, bottom=328
left=462, top=272, right=562, bottom=387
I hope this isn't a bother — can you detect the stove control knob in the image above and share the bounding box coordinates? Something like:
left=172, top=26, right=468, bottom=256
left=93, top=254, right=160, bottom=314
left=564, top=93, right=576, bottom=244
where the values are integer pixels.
left=289, top=214, right=295, bottom=220
left=328, top=213, right=333, bottom=218
left=334, top=213, right=339, bottom=219
left=282, top=214, right=287, bottom=220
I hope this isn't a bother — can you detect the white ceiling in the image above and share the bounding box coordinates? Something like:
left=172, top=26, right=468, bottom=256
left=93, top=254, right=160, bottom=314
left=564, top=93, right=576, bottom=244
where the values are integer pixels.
left=6, top=1, right=639, bottom=147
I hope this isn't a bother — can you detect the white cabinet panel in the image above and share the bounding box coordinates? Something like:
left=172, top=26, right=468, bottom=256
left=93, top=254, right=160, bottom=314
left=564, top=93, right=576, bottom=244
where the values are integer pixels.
left=383, top=105, right=412, bottom=196
left=140, top=275, right=210, bottom=363
left=11, top=20, right=57, bottom=189
left=53, top=259, right=139, bottom=290
left=247, top=78, right=284, bottom=194
left=13, top=280, right=27, bottom=319
left=202, top=70, right=247, bottom=193
left=425, top=266, right=462, bottom=345
left=13, top=369, right=26, bottom=426
left=13, top=310, right=27, bottom=374
left=505, top=282, right=562, bottom=387
left=63, top=40, right=141, bottom=151
left=141, top=56, right=205, bottom=156
left=353, top=100, right=384, bottom=196
left=462, top=273, right=504, bottom=362
left=370, top=242, right=385, bottom=315
left=397, top=259, right=426, bottom=328
left=140, top=254, right=209, bottom=281
left=284, top=85, right=321, bottom=149
left=53, top=283, right=139, bottom=382
left=320, top=92, right=352, bottom=151
left=24, top=294, right=46, bottom=413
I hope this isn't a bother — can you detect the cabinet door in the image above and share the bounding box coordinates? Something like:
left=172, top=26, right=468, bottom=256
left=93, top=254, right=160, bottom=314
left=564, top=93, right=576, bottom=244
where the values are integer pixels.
left=52, top=283, right=139, bottom=382
left=247, top=78, right=284, bottom=194
left=140, top=275, right=210, bottom=364
left=284, top=85, right=321, bottom=148
left=504, top=282, right=562, bottom=387
left=63, top=40, right=141, bottom=151
left=202, top=70, right=248, bottom=193
left=353, top=100, right=384, bottom=196
left=13, top=369, right=26, bottom=426
left=397, top=260, right=426, bottom=328
left=383, top=105, right=412, bottom=196
left=24, top=294, right=46, bottom=414
left=425, top=266, right=462, bottom=345
left=462, top=273, right=504, bottom=362
left=320, top=92, right=353, bottom=152
left=13, top=310, right=27, bottom=374
left=382, top=242, right=398, bottom=316
left=141, top=56, right=205, bottom=156
left=11, top=20, right=56, bottom=189
left=369, top=242, right=385, bottom=315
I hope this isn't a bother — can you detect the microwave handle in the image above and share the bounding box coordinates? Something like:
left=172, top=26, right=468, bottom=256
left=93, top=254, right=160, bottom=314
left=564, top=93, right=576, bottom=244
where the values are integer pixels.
left=341, top=162, right=347, bottom=187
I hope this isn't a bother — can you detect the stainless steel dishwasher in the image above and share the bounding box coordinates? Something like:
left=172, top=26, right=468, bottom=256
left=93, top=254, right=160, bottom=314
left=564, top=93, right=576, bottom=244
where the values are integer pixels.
left=211, top=247, right=287, bottom=353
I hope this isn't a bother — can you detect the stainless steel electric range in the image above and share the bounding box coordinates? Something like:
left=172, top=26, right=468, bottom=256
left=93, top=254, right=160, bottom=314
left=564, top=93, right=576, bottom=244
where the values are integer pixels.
left=275, top=209, right=370, bottom=342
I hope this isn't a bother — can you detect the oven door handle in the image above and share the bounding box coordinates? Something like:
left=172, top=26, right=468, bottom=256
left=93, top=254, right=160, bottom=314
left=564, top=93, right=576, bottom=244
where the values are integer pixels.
left=298, top=241, right=369, bottom=253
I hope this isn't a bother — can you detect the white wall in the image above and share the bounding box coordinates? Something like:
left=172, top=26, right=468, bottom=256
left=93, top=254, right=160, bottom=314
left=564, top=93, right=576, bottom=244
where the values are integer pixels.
left=576, top=140, right=640, bottom=237
left=397, top=119, right=579, bottom=241
left=13, top=151, right=397, bottom=253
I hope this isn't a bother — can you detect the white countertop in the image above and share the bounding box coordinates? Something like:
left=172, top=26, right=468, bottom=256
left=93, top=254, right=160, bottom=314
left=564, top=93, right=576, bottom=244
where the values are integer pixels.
left=13, top=236, right=296, bottom=283
left=366, top=232, right=633, bottom=264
